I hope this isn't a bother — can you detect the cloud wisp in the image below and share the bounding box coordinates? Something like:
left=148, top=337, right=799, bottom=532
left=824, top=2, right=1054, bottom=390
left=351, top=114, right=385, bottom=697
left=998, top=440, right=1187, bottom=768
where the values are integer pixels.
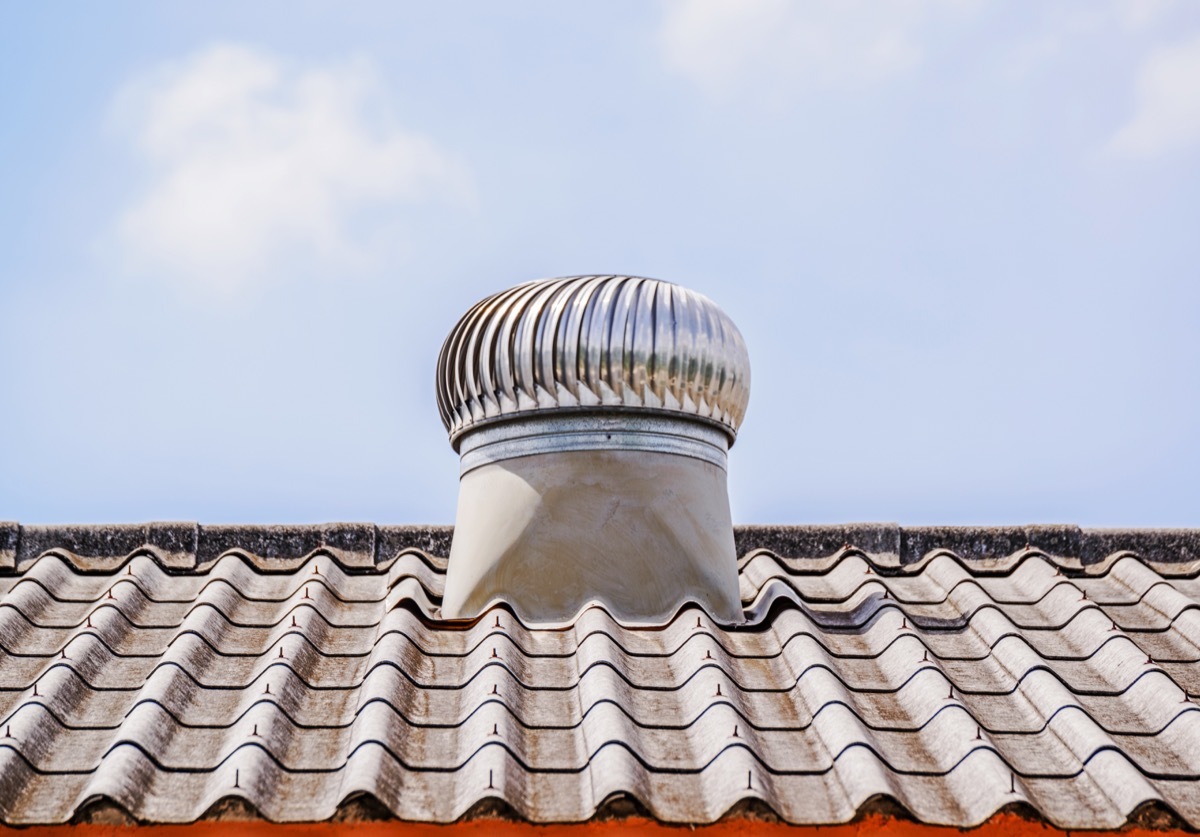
left=659, top=0, right=979, bottom=99
left=110, top=44, right=471, bottom=297
left=1106, top=33, right=1200, bottom=159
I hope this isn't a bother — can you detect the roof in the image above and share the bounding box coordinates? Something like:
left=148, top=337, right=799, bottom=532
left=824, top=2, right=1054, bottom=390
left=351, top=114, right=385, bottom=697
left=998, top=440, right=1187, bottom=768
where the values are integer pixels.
left=2, top=522, right=1200, bottom=829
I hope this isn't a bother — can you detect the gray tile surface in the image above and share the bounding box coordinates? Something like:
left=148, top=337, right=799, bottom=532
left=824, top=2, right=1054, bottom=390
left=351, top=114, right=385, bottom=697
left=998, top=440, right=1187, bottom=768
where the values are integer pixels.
left=2, top=529, right=1200, bottom=826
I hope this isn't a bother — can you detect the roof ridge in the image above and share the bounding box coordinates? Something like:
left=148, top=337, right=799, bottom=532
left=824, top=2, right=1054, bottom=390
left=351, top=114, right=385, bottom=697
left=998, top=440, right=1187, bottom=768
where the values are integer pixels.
left=5, top=523, right=1200, bottom=574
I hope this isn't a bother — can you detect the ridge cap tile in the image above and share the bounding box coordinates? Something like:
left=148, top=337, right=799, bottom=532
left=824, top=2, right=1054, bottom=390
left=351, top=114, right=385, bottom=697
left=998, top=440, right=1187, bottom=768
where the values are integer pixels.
left=0, top=521, right=17, bottom=571
left=8, top=523, right=1200, bottom=573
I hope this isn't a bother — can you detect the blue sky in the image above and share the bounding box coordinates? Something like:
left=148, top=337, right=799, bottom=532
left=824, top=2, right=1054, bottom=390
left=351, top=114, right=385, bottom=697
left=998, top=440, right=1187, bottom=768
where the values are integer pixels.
left=1, top=1, right=1198, bottom=526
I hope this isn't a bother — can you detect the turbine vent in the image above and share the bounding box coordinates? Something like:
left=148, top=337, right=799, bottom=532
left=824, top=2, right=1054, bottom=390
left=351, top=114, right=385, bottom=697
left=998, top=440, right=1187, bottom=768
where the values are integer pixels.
left=436, top=275, right=750, bottom=448
left=436, top=275, right=752, bottom=625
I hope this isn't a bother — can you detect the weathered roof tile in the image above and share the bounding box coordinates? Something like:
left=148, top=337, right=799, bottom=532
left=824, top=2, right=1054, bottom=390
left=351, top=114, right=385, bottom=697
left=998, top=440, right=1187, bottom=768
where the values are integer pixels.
left=1, top=525, right=1200, bottom=827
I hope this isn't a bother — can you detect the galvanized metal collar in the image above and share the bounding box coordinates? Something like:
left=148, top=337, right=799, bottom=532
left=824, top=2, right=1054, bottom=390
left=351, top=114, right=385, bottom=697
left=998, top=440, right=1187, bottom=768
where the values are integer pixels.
left=457, top=412, right=729, bottom=476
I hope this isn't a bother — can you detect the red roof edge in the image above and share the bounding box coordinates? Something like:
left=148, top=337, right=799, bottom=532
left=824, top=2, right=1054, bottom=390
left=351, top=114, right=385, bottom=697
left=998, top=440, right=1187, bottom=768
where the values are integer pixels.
left=1, top=811, right=1194, bottom=836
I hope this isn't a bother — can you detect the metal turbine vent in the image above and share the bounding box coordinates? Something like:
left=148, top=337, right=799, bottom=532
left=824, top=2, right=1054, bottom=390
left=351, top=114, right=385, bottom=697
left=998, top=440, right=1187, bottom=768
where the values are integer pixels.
left=436, top=274, right=752, bottom=624
left=436, top=275, right=751, bottom=449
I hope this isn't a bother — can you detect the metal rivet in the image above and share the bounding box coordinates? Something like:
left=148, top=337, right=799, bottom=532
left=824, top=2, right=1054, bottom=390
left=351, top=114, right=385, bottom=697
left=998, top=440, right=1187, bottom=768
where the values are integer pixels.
left=4, top=725, right=10, bottom=738
left=107, top=589, right=114, bottom=599
left=732, top=725, right=739, bottom=738
left=976, top=726, right=982, bottom=740
left=490, top=648, right=497, bottom=659
left=314, top=564, right=320, bottom=575
left=900, top=617, right=908, bottom=631
left=291, top=615, right=298, bottom=628
left=252, top=724, right=259, bottom=736
left=278, top=647, right=284, bottom=659
left=491, top=723, right=498, bottom=735
left=264, top=683, right=271, bottom=695
left=922, top=649, right=929, bottom=663
left=235, top=769, right=240, bottom=789
left=304, top=587, right=310, bottom=599
left=490, top=684, right=498, bottom=695
left=695, top=616, right=702, bottom=629
left=705, top=650, right=713, bottom=660
left=86, top=615, right=92, bottom=628
left=947, top=685, right=954, bottom=700
left=1010, top=773, right=1016, bottom=794
left=494, top=615, right=501, bottom=629
left=32, top=683, right=38, bottom=698
left=715, top=683, right=723, bottom=697
left=747, top=771, right=753, bottom=790
left=487, top=770, right=495, bottom=790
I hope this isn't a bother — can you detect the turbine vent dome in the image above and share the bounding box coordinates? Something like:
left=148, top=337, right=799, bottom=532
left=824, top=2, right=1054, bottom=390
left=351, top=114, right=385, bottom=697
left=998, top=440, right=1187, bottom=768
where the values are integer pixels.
left=436, top=275, right=751, bottom=449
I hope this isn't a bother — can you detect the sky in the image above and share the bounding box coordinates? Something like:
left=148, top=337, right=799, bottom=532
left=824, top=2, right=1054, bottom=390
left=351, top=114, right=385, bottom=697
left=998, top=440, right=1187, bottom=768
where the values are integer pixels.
left=1, top=1, right=1198, bottom=527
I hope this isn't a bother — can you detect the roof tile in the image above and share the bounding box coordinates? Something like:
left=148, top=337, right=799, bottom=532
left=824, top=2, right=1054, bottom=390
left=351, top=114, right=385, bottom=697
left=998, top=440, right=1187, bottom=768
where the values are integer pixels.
left=1, top=526, right=1200, bottom=827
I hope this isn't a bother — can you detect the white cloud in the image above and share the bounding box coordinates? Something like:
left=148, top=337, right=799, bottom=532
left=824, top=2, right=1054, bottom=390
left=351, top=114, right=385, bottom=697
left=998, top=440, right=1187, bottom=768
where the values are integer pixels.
left=1113, top=0, right=1178, bottom=31
left=1106, top=33, right=1200, bottom=158
left=659, top=0, right=979, bottom=98
left=111, top=44, right=471, bottom=296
